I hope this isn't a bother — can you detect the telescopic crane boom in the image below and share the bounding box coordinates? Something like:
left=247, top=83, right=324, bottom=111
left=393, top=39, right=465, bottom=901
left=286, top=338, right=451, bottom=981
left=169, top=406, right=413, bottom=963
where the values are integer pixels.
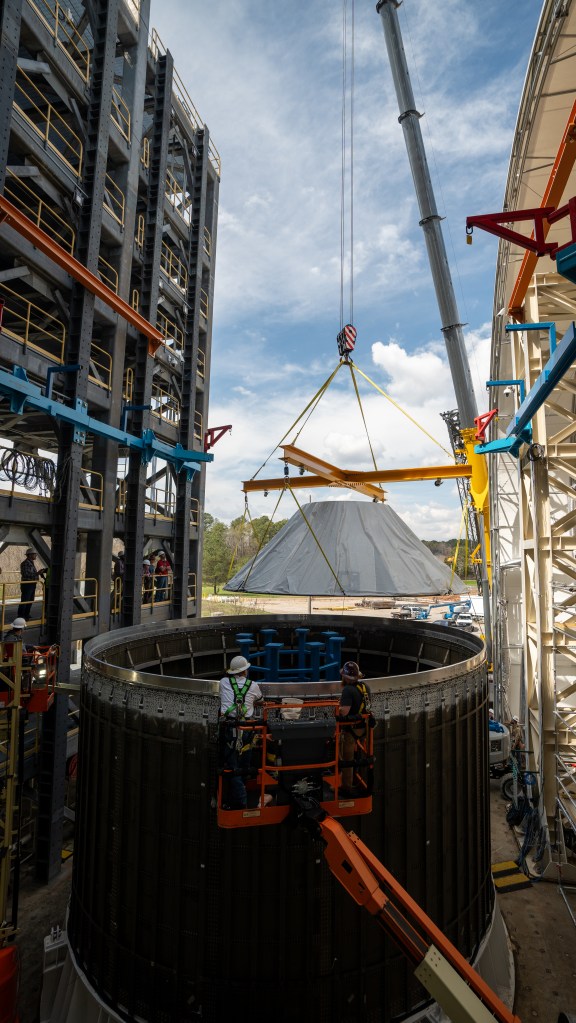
left=376, top=0, right=492, bottom=662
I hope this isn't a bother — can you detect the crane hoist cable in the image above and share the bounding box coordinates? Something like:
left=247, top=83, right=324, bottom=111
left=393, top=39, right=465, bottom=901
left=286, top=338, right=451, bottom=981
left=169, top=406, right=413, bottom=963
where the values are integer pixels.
left=350, top=360, right=454, bottom=459
left=340, top=0, right=355, bottom=331
left=347, top=361, right=384, bottom=497
left=250, top=361, right=346, bottom=481
left=230, top=488, right=287, bottom=591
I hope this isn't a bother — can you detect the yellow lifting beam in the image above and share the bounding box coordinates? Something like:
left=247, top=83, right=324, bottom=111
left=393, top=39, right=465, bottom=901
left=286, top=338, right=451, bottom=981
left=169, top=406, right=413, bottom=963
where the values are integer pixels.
left=242, top=444, right=472, bottom=498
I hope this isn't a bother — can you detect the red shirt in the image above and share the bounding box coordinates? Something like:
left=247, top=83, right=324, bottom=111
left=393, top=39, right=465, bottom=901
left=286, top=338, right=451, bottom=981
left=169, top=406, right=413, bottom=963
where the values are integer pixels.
left=155, top=557, right=170, bottom=576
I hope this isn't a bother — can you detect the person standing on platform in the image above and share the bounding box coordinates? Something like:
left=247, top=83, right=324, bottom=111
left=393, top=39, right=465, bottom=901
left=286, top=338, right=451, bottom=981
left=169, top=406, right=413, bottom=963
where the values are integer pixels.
left=337, top=660, right=372, bottom=795
left=154, top=551, right=171, bottom=596
left=219, top=655, right=264, bottom=809
left=18, top=549, right=46, bottom=622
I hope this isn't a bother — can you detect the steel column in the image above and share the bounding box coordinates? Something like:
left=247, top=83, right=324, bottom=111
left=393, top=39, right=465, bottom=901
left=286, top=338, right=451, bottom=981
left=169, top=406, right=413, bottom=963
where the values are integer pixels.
left=0, top=0, right=22, bottom=191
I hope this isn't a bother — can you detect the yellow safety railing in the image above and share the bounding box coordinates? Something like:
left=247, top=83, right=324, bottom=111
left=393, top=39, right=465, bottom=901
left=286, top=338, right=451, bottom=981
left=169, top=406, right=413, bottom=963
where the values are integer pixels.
left=151, top=383, right=181, bottom=427
left=131, top=289, right=140, bottom=312
left=89, top=341, right=113, bottom=392
left=204, top=226, right=212, bottom=259
left=79, top=469, right=104, bottom=510
left=187, top=572, right=197, bottom=601
left=111, top=86, right=131, bottom=143
left=98, top=255, right=119, bottom=294
left=14, top=66, right=83, bottom=177
left=141, top=136, right=150, bottom=168
left=135, top=213, right=145, bottom=249
left=190, top=498, right=200, bottom=529
left=194, top=410, right=203, bottom=447
left=197, top=348, right=205, bottom=380
left=123, top=368, right=134, bottom=404
left=111, top=575, right=122, bottom=615
left=5, top=169, right=75, bottom=253
left=0, top=581, right=94, bottom=629
left=115, top=478, right=127, bottom=515
left=145, top=485, right=176, bottom=520
left=165, top=169, right=193, bottom=225
left=200, top=289, right=209, bottom=320
left=157, top=310, right=184, bottom=353
left=150, top=29, right=221, bottom=178
left=72, top=577, right=98, bottom=619
left=160, top=241, right=188, bottom=292
left=26, top=0, right=90, bottom=82
left=103, top=174, right=125, bottom=227
left=0, top=283, right=65, bottom=362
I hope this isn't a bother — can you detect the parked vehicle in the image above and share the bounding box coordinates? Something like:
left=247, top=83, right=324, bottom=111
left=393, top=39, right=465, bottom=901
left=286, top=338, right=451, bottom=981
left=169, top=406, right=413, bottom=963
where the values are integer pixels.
left=453, top=613, right=476, bottom=631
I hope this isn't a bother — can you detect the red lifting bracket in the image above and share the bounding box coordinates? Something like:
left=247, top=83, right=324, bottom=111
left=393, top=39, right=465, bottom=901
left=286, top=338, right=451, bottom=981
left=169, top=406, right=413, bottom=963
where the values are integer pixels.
left=466, top=197, right=576, bottom=260
left=474, top=409, right=498, bottom=443
left=204, top=425, right=232, bottom=452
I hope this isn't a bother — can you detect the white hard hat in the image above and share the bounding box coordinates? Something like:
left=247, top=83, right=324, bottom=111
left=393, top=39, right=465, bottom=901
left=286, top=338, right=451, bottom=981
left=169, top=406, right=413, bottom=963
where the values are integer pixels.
left=158, top=550, right=165, bottom=555
left=143, top=559, right=151, bottom=565
left=227, top=655, right=251, bottom=674
left=13, top=618, right=27, bottom=629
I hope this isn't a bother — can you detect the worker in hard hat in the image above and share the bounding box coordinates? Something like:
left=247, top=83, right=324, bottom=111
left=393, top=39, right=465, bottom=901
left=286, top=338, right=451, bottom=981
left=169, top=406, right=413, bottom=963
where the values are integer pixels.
left=142, top=558, right=153, bottom=602
left=337, top=660, right=373, bottom=796
left=219, top=655, right=269, bottom=809
left=154, top=550, right=171, bottom=597
left=2, top=618, right=35, bottom=696
left=18, top=548, right=47, bottom=622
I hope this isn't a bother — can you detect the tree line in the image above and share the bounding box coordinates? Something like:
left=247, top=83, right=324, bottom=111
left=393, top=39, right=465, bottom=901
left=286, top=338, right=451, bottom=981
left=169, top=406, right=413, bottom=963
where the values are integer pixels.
left=202, top=513, right=288, bottom=592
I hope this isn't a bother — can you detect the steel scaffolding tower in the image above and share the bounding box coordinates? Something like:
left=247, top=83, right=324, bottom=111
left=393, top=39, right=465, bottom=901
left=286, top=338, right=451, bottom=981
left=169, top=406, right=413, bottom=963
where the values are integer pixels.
left=0, top=0, right=219, bottom=878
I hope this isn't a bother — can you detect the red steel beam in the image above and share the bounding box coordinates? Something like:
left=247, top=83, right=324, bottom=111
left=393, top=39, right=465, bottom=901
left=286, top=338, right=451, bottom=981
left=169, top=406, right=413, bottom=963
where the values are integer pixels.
left=509, top=99, right=576, bottom=317
left=0, top=194, right=164, bottom=355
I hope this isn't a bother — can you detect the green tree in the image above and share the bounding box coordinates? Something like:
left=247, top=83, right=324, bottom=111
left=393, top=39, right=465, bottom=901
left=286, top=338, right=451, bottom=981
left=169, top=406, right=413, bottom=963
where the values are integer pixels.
left=202, top=519, right=232, bottom=593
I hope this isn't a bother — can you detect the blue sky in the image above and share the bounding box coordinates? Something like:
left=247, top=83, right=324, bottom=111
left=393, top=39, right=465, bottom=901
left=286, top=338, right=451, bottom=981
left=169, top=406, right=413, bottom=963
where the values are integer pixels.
left=152, top=0, right=541, bottom=538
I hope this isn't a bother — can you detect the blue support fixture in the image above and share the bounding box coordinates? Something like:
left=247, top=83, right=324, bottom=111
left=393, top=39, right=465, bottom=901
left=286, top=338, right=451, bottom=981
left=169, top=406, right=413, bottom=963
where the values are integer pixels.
left=234, top=629, right=346, bottom=685
left=0, top=365, right=213, bottom=478
left=556, top=241, right=576, bottom=285
left=475, top=321, right=576, bottom=458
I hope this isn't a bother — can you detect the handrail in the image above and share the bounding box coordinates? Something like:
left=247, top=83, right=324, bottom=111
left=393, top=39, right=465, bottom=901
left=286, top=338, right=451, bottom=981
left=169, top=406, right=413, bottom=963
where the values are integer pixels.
left=156, top=310, right=184, bottom=352
left=123, top=0, right=140, bottom=25
left=89, top=341, right=113, bottom=392
left=140, top=136, right=150, bottom=168
left=197, top=348, right=205, bottom=379
left=203, top=226, right=212, bottom=259
left=187, top=572, right=196, bottom=600
left=111, top=86, right=131, bottom=143
left=160, top=241, right=188, bottom=292
left=135, top=213, right=145, bottom=249
left=165, top=169, right=192, bottom=226
left=199, top=288, right=209, bottom=320
left=0, top=282, right=66, bottom=362
left=150, top=29, right=221, bottom=178
left=194, top=409, right=203, bottom=446
left=98, top=255, right=119, bottom=294
left=5, top=169, right=75, bottom=253
left=115, top=477, right=127, bottom=515
left=190, top=497, right=200, bottom=529
left=0, top=576, right=45, bottom=632
left=123, top=367, right=134, bottom=404
left=14, top=66, right=83, bottom=177
left=79, top=469, right=104, bottom=510
left=26, top=0, right=90, bottom=82
left=72, top=577, right=98, bottom=619
left=103, top=173, right=126, bottom=227
left=151, top=383, right=181, bottom=426
left=145, top=485, right=176, bottom=520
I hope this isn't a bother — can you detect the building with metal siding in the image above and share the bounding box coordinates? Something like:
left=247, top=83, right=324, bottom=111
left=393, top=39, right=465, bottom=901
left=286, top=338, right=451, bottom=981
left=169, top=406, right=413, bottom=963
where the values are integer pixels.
left=0, top=0, right=219, bottom=878
left=487, top=0, right=576, bottom=874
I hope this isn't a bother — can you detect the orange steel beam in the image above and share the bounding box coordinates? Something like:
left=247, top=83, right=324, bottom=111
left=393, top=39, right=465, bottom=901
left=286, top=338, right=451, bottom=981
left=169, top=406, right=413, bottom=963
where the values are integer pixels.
left=282, top=443, right=471, bottom=483
left=243, top=448, right=472, bottom=496
left=509, top=99, right=576, bottom=318
left=0, top=195, right=164, bottom=355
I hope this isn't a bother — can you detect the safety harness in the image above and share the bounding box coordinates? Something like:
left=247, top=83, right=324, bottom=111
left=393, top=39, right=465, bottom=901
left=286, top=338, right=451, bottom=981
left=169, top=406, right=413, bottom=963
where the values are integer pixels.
left=224, top=676, right=251, bottom=720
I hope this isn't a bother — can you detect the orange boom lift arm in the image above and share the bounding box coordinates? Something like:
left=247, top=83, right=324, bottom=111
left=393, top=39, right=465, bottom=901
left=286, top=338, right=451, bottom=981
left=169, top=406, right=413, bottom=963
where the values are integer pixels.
left=294, top=795, right=521, bottom=1023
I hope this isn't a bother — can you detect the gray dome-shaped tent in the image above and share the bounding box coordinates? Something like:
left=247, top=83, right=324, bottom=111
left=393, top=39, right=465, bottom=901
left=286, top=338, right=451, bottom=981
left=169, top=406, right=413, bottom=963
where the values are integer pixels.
left=225, top=501, right=467, bottom=596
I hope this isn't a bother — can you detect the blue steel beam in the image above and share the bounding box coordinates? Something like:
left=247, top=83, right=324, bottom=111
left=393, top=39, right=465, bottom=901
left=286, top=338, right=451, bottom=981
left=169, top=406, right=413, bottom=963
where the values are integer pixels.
left=0, top=366, right=213, bottom=478
left=475, top=321, right=576, bottom=457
